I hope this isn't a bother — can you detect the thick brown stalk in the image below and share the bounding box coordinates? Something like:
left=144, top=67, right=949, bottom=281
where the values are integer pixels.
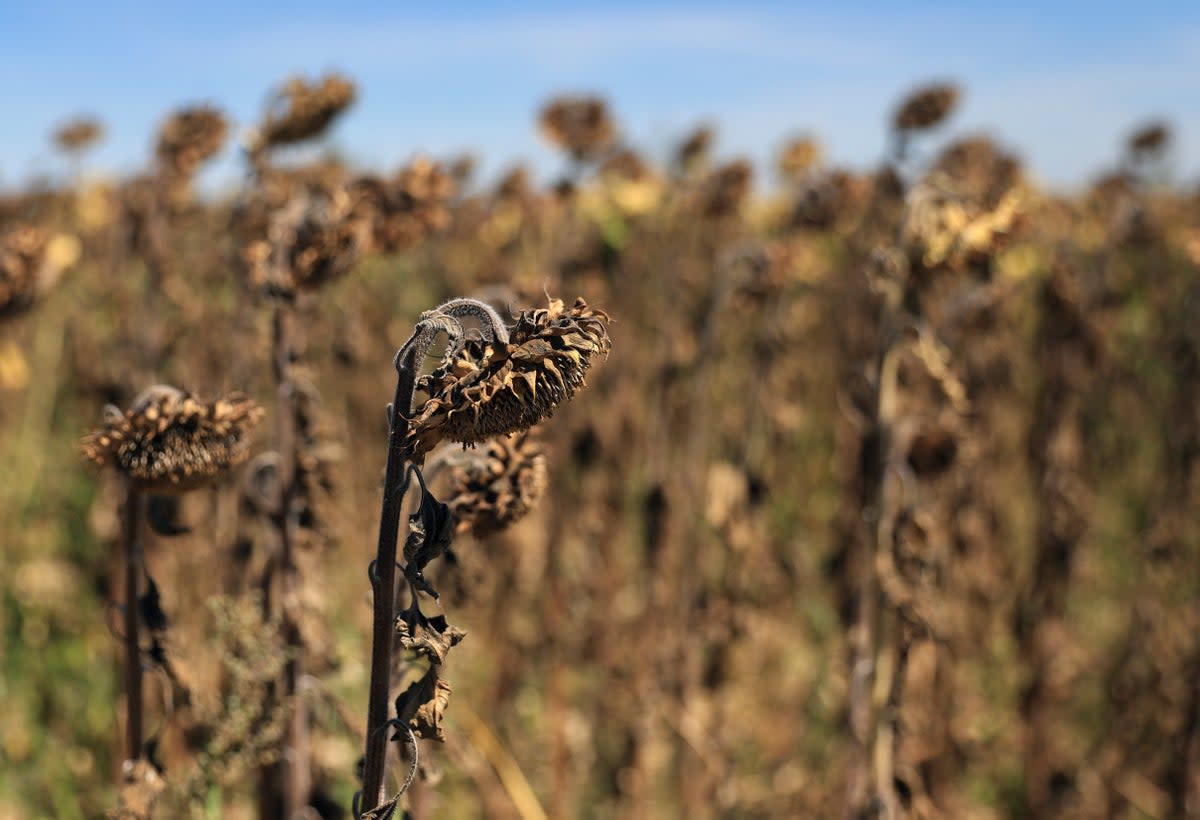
left=122, top=483, right=144, bottom=764
left=360, top=346, right=418, bottom=811
left=273, top=302, right=311, bottom=818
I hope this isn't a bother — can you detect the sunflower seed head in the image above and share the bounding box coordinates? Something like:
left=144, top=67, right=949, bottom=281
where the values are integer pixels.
left=81, top=386, right=265, bottom=492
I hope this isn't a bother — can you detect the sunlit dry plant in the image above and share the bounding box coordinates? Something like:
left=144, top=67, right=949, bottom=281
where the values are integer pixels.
left=156, top=105, right=228, bottom=179
left=0, top=224, right=80, bottom=319
left=52, top=116, right=104, bottom=154
left=443, top=431, right=548, bottom=537
left=251, top=73, right=357, bottom=153
left=244, top=183, right=370, bottom=296
left=892, top=82, right=960, bottom=132
left=1127, top=120, right=1171, bottom=157
left=777, top=135, right=823, bottom=183
left=82, top=385, right=264, bottom=492
left=674, top=124, right=714, bottom=176
left=351, top=157, right=457, bottom=253
left=494, top=166, right=533, bottom=203
left=538, top=95, right=616, bottom=162
left=901, top=173, right=1022, bottom=271
left=933, top=135, right=1022, bottom=205
left=790, top=169, right=873, bottom=231
left=446, top=152, right=478, bottom=188
left=405, top=296, right=612, bottom=461
left=699, top=159, right=754, bottom=218
left=357, top=294, right=610, bottom=816
left=599, top=148, right=652, bottom=183
left=81, top=385, right=263, bottom=819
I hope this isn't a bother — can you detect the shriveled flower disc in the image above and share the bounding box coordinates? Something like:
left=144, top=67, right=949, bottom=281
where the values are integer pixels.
left=445, top=432, right=548, bottom=537
left=537, top=96, right=616, bottom=161
left=81, top=385, right=265, bottom=492
left=1127, top=121, right=1170, bottom=155
left=350, top=157, right=456, bottom=253
left=893, top=83, right=960, bottom=132
left=407, top=298, right=611, bottom=460
left=53, top=117, right=104, bottom=153
left=157, top=106, right=228, bottom=178
left=255, top=73, right=357, bottom=150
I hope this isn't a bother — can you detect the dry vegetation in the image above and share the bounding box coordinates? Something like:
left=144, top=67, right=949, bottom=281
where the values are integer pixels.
left=1, top=76, right=1198, bottom=819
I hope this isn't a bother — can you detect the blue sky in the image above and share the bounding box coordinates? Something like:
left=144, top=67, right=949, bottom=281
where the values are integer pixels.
left=2, top=2, right=1198, bottom=192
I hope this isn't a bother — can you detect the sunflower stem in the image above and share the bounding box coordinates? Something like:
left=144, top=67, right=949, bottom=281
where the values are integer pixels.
left=361, top=345, right=418, bottom=812
left=121, top=482, right=144, bottom=764
left=273, top=301, right=311, bottom=819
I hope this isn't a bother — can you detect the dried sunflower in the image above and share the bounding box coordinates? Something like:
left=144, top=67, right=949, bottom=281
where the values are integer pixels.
left=351, top=157, right=456, bottom=253
left=777, top=135, right=822, bottom=182
left=674, top=125, right=714, bottom=175
left=81, top=385, right=264, bottom=492
left=933, top=135, right=1022, bottom=206
left=252, top=73, right=357, bottom=151
left=156, top=106, right=228, bottom=178
left=443, top=432, right=547, bottom=537
left=1127, top=121, right=1170, bottom=156
left=405, top=297, right=611, bottom=461
left=893, top=83, right=960, bottom=132
left=537, top=95, right=616, bottom=162
left=699, top=160, right=753, bottom=218
left=53, top=117, right=104, bottom=154
left=0, top=225, right=79, bottom=319
left=243, top=183, right=370, bottom=296
left=902, top=173, right=1023, bottom=271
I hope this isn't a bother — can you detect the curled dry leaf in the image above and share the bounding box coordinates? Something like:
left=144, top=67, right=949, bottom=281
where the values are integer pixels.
left=396, top=607, right=466, bottom=667
left=395, top=667, right=453, bottom=743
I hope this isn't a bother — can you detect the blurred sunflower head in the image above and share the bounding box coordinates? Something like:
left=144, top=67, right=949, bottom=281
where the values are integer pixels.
left=242, top=183, right=370, bottom=297
left=777, top=135, right=823, bottom=183
left=538, top=95, right=616, bottom=162
left=674, top=124, right=714, bottom=176
left=52, top=117, right=104, bottom=154
left=251, top=73, right=357, bottom=153
left=350, top=156, right=456, bottom=253
left=404, top=296, right=611, bottom=461
left=156, top=105, right=229, bottom=178
left=81, top=385, right=264, bottom=492
left=0, top=225, right=79, bottom=320
left=1127, top=121, right=1171, bottom=157
left=892, top=83, right=960, bottom=133
left=444, top=432, right=548, bottom=537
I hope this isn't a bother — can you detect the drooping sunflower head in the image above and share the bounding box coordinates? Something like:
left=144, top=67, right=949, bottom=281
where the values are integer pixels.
left=892, top=83, right=960, bottom=133
left=251, top=73, right=357, bottom=153
left=443, top=432, right=548, bottom=538
left=403, top=296, right=611, bottom=461
left=156, top=105, right=229, bottom=179
left=1127, top=120, right=1171, bottom=157
left=537, top=95, right=616, bottom=162
left=81, top=385, right=265, bottom=492
left=52, top=117, right=104, bottom=154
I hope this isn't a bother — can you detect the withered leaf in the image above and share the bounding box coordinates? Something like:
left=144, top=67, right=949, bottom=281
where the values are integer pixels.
left=394, top=666, right=453, bottom=742
left=395, top=607, right=465, bottom=665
